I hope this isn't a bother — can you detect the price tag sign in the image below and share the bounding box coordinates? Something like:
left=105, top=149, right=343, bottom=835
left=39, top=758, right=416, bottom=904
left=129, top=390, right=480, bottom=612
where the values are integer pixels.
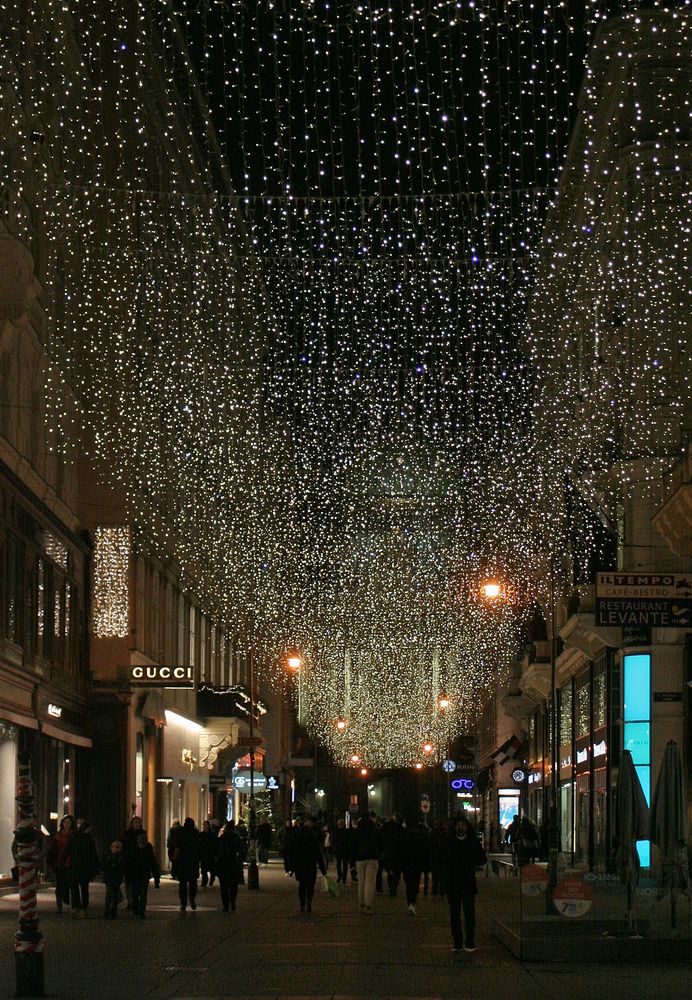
left=553, top=878, right=593, bottom=917
left=520, top=863, right=548, bottom=897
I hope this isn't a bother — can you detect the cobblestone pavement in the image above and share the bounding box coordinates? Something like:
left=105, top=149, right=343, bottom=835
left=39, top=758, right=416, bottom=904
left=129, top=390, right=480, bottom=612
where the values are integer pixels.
left=1, top=862, right=689, bottom=999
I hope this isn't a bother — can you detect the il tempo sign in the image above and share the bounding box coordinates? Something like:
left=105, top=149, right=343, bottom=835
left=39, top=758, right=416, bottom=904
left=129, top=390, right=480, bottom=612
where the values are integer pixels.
left=129, top=665, right=194, bottom=688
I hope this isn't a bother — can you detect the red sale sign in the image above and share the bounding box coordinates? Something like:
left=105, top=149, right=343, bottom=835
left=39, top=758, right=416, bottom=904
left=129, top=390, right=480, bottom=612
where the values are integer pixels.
left=520, top=863, right=548, bottom=897
left=553, top=877, right=593, bottom=917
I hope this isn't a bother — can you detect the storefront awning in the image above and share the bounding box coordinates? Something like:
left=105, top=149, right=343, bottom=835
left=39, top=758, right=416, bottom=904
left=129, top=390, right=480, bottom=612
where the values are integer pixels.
left=41, top=722, right=93, bottom=748
left=1, top=708, right=39, bottom=730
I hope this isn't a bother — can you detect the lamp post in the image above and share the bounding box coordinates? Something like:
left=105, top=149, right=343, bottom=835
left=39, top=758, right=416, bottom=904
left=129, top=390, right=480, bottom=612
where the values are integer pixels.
left=247, top=648, right=259, bottom=891
left=437, top=692, right=451, bottom=817
left=546, top=558, right=560, bottom=912
left=13, top=757, right=44, bottom=997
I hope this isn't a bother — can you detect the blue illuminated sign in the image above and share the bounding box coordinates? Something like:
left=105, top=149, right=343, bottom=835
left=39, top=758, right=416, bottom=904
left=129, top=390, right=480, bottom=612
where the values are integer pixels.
left=451, top=778, right=475, bottom=791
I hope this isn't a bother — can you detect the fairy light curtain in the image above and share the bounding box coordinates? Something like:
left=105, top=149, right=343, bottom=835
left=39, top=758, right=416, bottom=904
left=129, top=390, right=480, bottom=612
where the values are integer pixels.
left=1, top=1, right=688, bottom=766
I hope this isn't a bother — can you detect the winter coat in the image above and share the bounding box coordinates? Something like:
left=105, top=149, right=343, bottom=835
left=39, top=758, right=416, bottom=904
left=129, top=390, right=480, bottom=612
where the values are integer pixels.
left=441, top=831, right=487, bottom=896
left=355, top=816, right=382, bottom=862
left=332, top=825, right=349, bottom=858
left=199, top=829, right=217, bottom=866
left=382, top=819, right=405, bottom=869
left=47, top=830, right=73, bottom=870
left=283, top=825, right=300, bottom=869
left=70, top=828, right=99, bottom=882
left=101, top=851, right=124, bottom=888
left=257, top=821, right=273, bottom=849
left=130, top=843, right=160, bottom=885
left=401, top=824, right=432, bottom=873
left=170, top=823, right=201, bottom=881
left=121, top=826, right=147, bottom=881
left=215, top=829, right=244, bottom=883
left=293, top=827, right=327, bottom=881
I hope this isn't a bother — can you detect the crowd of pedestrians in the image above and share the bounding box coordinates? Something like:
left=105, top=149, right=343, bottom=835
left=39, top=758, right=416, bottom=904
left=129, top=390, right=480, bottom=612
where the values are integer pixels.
left=29, top=807, right=501, bottom=954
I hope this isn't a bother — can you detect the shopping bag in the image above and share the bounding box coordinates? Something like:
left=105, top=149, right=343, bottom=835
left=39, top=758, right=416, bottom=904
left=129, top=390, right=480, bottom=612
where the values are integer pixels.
left=326, top=875, right=341, bottom=899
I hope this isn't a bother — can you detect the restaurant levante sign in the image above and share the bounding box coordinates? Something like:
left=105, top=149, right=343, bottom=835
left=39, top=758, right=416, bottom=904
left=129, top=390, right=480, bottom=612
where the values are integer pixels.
left=595, top=573, right=691, bottom=629
left=129, top=665, right=195, bottom=688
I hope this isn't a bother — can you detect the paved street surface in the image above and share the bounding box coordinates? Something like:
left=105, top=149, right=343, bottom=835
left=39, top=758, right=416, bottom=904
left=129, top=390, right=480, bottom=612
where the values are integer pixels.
left=1, top=863, right=688, bottom=999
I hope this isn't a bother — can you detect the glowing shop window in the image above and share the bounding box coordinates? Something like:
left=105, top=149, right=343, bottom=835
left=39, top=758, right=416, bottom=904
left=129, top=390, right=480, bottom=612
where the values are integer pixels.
left=623, top=653, right=650, bottom=722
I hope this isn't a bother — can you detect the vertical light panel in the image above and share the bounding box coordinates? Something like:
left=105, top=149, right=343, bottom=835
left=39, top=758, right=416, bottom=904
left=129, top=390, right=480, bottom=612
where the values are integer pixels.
left=93, top=526, right=130, bottom=638
left=623, top=653, right=651, bottom=867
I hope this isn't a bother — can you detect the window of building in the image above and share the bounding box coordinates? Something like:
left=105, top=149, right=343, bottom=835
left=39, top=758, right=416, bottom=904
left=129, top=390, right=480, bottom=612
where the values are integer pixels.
left=575, top=667, right=590, bottom=738
left=559, top=681, right=573, bottom=746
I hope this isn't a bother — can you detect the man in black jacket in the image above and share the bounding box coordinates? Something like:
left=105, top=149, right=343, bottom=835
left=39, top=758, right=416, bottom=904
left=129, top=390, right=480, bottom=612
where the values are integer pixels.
left=442, top=815, right=487, bottom=953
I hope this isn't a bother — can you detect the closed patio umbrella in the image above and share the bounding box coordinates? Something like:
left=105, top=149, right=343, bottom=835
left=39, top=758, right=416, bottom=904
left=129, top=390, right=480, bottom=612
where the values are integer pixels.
left=615, top=748, right=650, bottom=929
left=650, top=739, right=689, bottom=928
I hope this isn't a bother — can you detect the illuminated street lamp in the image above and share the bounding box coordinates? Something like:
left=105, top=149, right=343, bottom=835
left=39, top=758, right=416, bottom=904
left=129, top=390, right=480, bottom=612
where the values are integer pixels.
left=422, top=741, right=434, bottom=755
left=350, top=753, right=360, bottom=765
left=336, top=715, right=348, bottom=732
left=359, top=767, right=368, bottom=777
left=414, top=762, right=424, bottom=771
left=481, top=580, right=501, bottom=600
left=437, top=692, right=450, bottom=711
left=286, top=649, right=302, bottom=722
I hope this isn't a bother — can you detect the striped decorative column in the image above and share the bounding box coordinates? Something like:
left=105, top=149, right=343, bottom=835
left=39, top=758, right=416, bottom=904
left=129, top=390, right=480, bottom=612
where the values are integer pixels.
left=14, top=758, right=45, bottom=997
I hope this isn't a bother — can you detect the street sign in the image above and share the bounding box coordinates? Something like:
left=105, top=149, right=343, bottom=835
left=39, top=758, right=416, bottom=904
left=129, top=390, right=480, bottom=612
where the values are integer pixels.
left=595, top=572, right=692, bottom=629
left=442, top=759, right=456, bottom=773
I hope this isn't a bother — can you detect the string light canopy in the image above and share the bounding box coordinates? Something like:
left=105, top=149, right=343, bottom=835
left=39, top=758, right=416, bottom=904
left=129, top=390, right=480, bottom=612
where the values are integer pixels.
left=1, top=1, right=688, bottom=767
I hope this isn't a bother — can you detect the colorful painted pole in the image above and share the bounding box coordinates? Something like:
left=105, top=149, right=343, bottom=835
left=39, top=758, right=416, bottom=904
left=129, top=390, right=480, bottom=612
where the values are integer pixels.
left=13, top=758, right=45, bottom=997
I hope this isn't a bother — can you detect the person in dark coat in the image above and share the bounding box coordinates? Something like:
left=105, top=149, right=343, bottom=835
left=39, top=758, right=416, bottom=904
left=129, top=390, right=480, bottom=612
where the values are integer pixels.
left=130, top=832, right=160, bottom=918
left=517, top=815, right=540, bottom=866
left=430, top=819, right=448, bottom=896
left=102, top=840, right=124, bottom=919
left=382, top=814, right=405, bottom=896
left=199, top=820, right=217, bottom=887
left=121, top=816, right=146, bottom=909
left=442, top=815, right=487, bottom=953
left=401, top=820, right=431, bottom=915
left=70, top=821, right=100, bottom=915
left=170, top=816, right=201, bottom=911
left=257, top=818, right=273, bottom=865
left=215, top=820, right=243, bottom=911
left=46, top=815, right=75, bottom=913
left=293, top=816, right=327, bottom=913
left=355, top=813, right=382, bottom=912
left=332, top=818, right=350, bottom=884
left=277, top=819, right=294, bottom=875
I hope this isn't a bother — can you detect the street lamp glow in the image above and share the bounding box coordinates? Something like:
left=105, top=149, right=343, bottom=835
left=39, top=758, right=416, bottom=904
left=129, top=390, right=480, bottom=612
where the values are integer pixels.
left=415, top=762, right=423, bottom=770
left=481, top=580, right=501, bottom=599
left=437, top=692, right=450, bottom=711
left=350, top=753, right=360, bottom=764
left=422, top=741, right=434, bottom=754
left=360, top=767, right=368, bottom=777
left=336, top=715, right=348, bottom=732
left=287, top=649, right=302, bottom=671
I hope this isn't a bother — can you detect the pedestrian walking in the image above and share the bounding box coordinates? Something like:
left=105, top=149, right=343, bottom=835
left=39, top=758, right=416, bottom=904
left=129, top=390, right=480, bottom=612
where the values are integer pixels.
left=505, top=814, right=520, bottom=863
left=332, top=818, right=350, bottom=883
left=382, top=813, right=405, bottom=896
left=47, top=815, right=76, bottom=913
left=167, top=819, right=181, bottom=873
left=200, top=819, right=217, bottom=887
left=121, top=816, right=146, bottom=909
left=170, top=816, right=201, bottom=911
left=293, top=816, right=327, bottom=913
left=442, top=815, right=487, bottom=953
left=130, top=832, right=160, bottom=918
left=102, top=840, right=124, bottom=919
left=215, top=820, right=243, bottom=912
left=257, top=818, right=273, bottom=865
left=355, top=812, right=382, bottom=913
left=430, top=819, right=448, bottom=896
left=70, top=820, right=99, bottom=916
left=346, top=817, right=359, bottom=882
left=401, top=820, right=431, bottom=915
left=517, top=815, right=540, bottom=866
left=278, top=818, right=294, bottom=876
